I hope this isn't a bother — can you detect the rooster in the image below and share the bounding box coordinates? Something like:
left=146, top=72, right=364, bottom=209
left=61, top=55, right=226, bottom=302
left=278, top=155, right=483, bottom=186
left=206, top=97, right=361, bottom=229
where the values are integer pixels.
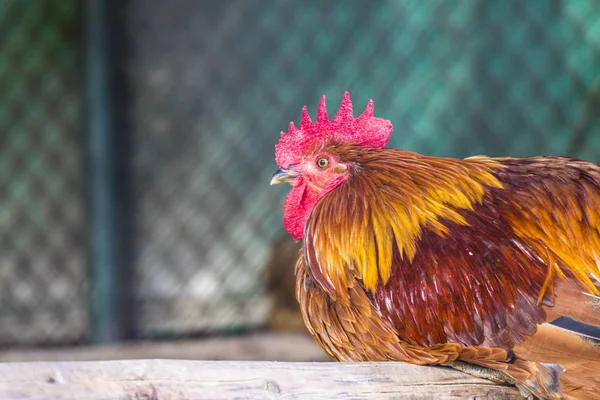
left=270, top=92, right=600, bottom=399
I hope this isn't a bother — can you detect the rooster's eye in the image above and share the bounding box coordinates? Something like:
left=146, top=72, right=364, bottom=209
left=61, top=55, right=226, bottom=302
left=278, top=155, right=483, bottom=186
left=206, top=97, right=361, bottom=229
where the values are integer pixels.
left=316, top=157, right=329, bottom=169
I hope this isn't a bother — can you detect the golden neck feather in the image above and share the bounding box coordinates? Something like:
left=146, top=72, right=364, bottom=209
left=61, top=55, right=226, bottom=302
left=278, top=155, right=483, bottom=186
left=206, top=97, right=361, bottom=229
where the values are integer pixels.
left=304, top=147, right=503, bottom=297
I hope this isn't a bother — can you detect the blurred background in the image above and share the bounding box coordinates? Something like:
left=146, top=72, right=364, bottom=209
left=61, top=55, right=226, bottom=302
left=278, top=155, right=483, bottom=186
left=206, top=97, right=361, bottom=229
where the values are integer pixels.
left=0, top=0, right=599, bottom=362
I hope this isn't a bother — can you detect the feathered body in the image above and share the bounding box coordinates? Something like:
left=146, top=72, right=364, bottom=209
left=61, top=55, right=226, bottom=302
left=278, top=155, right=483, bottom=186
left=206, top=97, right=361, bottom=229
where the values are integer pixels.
left=271, top=92, right=600, bottom=399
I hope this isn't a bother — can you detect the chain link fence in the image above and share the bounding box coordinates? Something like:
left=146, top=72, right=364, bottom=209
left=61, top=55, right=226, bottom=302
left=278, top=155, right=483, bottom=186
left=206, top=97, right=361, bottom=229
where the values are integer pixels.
left=0, top=0, right=599, bottom=346
left=123, top=0, right=600, bottom=338
left=0, top=0, right=86, bottom=346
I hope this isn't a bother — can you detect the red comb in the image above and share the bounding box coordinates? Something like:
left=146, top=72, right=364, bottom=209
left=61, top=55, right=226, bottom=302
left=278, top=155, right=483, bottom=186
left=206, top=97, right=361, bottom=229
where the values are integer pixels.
left=275, top=91, right=393, bottom=168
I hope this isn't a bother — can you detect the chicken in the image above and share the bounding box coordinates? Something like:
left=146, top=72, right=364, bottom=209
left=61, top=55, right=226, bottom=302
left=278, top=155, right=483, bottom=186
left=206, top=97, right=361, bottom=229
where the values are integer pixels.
left=263, top=232, right=305, bottom=332
left=270, top=92, right=600, bottom=399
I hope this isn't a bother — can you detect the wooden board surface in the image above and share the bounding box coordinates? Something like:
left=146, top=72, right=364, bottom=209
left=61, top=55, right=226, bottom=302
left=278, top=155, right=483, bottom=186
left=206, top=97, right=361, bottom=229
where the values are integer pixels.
left=0, top=332, right=329, bottom=363
left=0, top=359, right=521, bottom=399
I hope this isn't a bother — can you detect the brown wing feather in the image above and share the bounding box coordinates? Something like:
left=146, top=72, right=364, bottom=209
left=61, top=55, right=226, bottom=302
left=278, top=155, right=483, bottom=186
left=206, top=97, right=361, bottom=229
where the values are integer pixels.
left=373, top=156, right=600, bottom=348
left=498, top=157, right=600, bottom=329
left=373, top=195, right=550, bottom=349
left=295, top=254, right=511, bottom=364
left=296, top=250, right=559, bottom=397
left=546, top=279, right=600, bottom=328
left=496, top=157, right=600, bottom=286
left=513, top=324, right=600, bottom=400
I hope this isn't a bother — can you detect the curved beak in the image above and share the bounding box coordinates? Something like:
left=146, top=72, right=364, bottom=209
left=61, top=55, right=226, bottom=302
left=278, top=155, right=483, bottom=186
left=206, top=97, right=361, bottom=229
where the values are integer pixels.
left=270, top=167, right=301, bottom=185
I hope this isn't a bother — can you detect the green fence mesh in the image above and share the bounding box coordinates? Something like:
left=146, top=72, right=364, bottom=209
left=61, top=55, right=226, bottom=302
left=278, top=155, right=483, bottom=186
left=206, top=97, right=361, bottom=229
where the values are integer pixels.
left=121, top=0, right=600, bottom=338
left=0, top=0, right=86, bottom=346
left=0, top=0, right=599, bottom=346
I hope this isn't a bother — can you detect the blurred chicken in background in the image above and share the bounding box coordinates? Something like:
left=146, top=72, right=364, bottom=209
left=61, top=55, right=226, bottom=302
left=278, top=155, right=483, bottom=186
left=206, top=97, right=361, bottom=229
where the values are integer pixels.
left=263, top=233, right=304, bottom=332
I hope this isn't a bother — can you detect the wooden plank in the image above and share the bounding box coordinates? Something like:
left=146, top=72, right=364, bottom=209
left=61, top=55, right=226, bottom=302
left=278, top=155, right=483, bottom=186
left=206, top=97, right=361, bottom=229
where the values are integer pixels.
left=0, top=360, right=521, bottom=399
left=0, top=333, right=329, bottom=363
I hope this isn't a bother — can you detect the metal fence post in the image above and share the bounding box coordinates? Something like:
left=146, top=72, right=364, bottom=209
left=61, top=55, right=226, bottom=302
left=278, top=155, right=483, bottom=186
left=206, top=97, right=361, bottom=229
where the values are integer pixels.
left=85, top=0, right=120, bottom=343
